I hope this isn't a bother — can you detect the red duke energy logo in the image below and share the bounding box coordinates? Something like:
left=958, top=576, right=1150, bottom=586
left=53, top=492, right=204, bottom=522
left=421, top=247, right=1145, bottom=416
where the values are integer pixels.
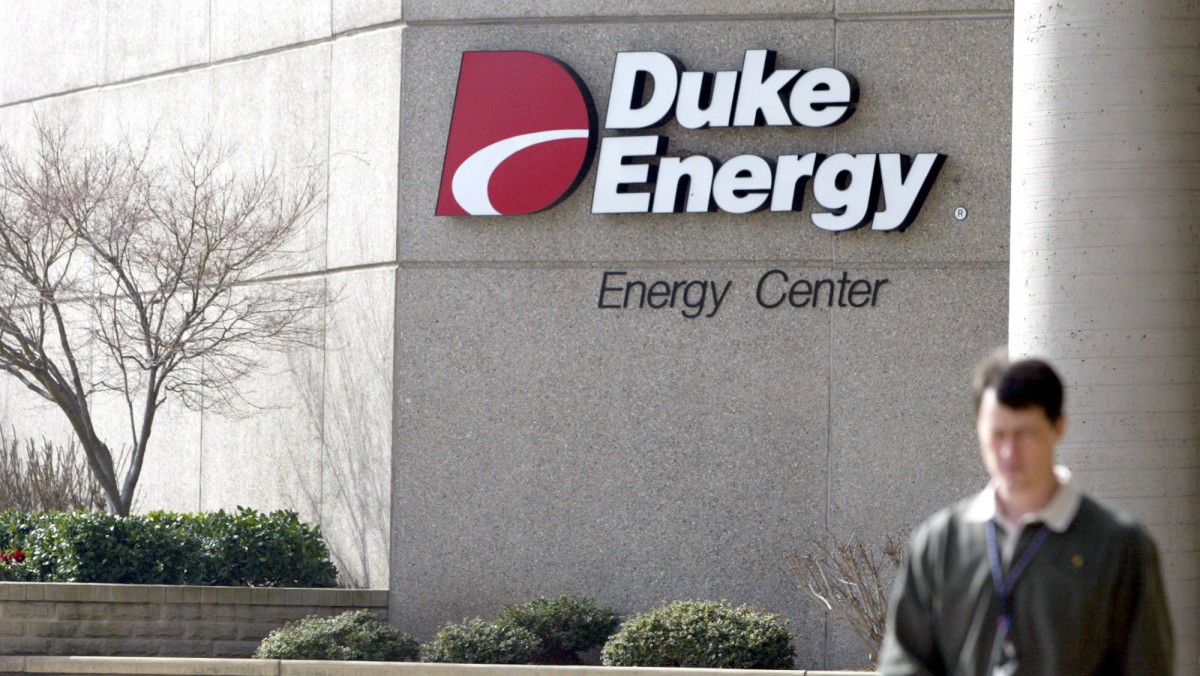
left=435, top=51, right=597, bottom=216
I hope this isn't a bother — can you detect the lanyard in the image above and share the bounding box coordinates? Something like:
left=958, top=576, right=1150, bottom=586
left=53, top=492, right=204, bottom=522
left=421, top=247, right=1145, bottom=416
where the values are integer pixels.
left=986, top=520, right=1051, bottom=620
left=985, top=521, right=1050, bottom=675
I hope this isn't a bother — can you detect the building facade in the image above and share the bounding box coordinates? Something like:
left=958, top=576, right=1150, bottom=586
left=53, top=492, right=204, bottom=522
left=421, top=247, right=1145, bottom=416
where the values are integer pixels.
left=0, top=1, right=1194, bottom=671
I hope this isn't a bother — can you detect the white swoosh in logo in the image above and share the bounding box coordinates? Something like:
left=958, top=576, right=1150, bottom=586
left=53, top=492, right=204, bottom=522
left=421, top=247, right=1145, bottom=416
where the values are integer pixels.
left=452, top=129, right=589, bottom=215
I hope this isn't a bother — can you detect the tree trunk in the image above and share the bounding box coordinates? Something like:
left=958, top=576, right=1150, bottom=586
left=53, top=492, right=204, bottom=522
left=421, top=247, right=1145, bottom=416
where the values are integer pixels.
left=79, top=437, right=127, bottom=516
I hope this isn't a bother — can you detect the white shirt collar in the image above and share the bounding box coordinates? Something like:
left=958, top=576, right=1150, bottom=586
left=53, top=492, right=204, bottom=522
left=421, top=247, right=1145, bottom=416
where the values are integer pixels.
left=964, top=465, right=1081, bottom=533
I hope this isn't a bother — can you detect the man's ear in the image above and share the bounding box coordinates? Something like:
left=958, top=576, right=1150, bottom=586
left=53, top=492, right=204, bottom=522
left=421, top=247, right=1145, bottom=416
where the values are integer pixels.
left=1054, top=415, right=1067, bottom=442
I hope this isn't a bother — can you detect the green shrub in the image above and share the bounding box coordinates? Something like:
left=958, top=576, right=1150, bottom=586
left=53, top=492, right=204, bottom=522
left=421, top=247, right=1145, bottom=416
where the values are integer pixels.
left=255, top=610, right=419, bottom=661
left=496, top=594, right=621, bottom=664
left=190, top=507, right=339, bottom=587
left=600, top=600, right=795, bottom=669
left=48, top=511, right=201, bottom=584
left=0, top=507, right=338, bottom=587
left=421, top=618, right=542, bottom=664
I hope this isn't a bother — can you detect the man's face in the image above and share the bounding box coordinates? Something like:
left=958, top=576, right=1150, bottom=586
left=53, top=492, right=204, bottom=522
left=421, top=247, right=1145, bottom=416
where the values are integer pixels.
left=976, top=388, right=1065, bottom=496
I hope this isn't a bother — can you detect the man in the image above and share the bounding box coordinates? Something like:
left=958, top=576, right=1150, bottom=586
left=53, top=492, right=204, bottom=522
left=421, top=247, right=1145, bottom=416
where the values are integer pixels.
left=878, top=352, right=1174, bottom=674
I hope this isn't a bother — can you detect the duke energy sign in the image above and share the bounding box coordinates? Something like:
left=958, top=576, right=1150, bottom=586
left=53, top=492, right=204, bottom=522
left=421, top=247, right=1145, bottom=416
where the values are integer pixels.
left=436, top=49, right=945, bottom=232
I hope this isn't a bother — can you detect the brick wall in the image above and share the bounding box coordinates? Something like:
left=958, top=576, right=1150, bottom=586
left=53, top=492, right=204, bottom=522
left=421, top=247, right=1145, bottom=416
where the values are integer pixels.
left=0, top=582, right=387, bottom=657
left=0, top=657, right=880, bottom=676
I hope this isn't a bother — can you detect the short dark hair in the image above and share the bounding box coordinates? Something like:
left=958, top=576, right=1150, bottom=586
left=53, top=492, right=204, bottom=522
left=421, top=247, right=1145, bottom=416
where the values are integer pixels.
left=973, top=349, right=1065, bottom=422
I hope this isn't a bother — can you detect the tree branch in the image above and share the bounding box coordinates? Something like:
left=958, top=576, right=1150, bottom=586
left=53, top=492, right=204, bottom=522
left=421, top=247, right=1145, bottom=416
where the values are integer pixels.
left=0, top=119, right=327, bottom=514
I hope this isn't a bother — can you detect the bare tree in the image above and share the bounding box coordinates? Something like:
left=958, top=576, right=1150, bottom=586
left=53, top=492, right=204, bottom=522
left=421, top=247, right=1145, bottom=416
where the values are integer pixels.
left=0, top=120, right=325, bottom=515
left=785, top=530, right=906, bottom=667
left=0, top=427, right=106, bottom=512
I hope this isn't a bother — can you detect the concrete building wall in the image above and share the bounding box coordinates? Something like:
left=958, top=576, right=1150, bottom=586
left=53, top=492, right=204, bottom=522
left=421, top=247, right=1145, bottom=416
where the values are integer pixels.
left=1010, top=1, right=1200, bottom=671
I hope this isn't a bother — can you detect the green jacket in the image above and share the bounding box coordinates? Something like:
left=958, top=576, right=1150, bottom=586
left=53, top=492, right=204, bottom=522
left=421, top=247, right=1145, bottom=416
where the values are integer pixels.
left=878, top=494, right=1173, bottom=675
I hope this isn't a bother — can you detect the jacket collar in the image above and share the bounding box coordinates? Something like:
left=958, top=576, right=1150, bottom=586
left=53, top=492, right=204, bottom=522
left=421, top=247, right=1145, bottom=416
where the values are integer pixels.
left=964, top=465, right=1081, bottom=533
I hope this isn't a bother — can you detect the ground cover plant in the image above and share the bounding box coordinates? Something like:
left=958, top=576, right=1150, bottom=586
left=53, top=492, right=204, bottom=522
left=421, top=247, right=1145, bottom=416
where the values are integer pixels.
left=496, top=594, right=622, bottom=663
left=253, top=594, right=796, bottom=668
left=255, top=610, right=419, bottom=661
left=600, top=600, right=795, bottom=669
left=420, top=618, right=542, bottom=664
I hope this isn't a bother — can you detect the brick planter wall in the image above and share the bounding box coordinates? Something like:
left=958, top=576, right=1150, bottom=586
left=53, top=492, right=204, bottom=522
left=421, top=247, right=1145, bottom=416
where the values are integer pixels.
left=0, top=658, right=879, bottom=676
left=0, top=583, right=387, bottom=658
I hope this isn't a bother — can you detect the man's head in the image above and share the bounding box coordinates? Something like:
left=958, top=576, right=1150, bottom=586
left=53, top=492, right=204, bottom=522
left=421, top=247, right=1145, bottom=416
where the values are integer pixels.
left=972, top=350, right=1065, bottom=422
left=972, top=350, right=1067, bottom=504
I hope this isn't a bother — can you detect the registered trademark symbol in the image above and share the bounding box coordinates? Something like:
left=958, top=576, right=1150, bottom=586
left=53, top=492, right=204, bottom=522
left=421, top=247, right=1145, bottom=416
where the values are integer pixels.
left=954, top=207, right=968, bottom=221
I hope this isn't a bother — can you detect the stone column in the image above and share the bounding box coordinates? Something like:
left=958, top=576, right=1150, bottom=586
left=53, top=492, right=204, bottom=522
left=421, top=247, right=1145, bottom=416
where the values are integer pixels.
left=1010, top=1, right=1199, bottom=671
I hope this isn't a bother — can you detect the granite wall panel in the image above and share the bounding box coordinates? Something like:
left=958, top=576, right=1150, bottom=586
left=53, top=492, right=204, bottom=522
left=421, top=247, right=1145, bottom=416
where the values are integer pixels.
left=392, top=265, right=834, bottom=662
left=209, top=0, right=332, bottom=63
left=395, top=12, right=1012, bottom=670
left=322, top=268, right=397, bottom=588
left=404, top=1, right=834, bottom=23
left=333, top=0, right=404, bottom=34
left=328, top=28, right=404, bottom=269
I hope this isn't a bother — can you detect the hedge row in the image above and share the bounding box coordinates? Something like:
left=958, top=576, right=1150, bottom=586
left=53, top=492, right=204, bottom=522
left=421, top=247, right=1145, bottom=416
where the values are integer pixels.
left=0, top=507, right=338, bottom=587
left=258, top=598, right=795, bottom=669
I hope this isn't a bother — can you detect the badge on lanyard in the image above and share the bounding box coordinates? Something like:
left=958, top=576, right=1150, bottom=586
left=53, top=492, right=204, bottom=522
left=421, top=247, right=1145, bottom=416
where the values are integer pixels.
left=986, top=521, right=1050, bottom=676
left=990, top=615, right=1018, bottom=676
